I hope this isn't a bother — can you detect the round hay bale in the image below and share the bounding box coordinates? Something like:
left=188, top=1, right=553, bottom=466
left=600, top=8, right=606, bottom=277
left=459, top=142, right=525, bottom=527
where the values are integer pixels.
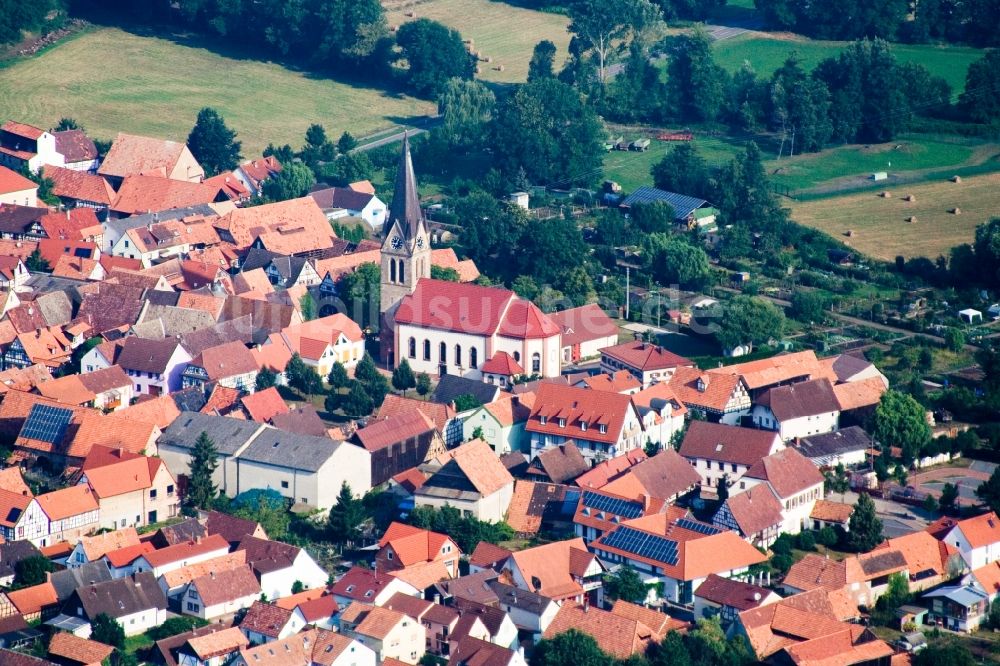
left=471, top=50, right=480, bottom=58
left=495, top=64, right=505, bottom=72
left=952, top=175, right=962, bottom=183
left=404, top=10, right=416, bottom=17
left=845, top=229, right=856, bottom=237
left=390, top=24, right=398, bottom=32
left=952, top=207, right=962, bottom=215
left=905, top=194, right=916, bottom=202
left=880, top=191, right=891, bottom=198
left=475, top=65, right=481, bottom=74
left=483, top=55, right=492, bottom=63
left=908, top=216, right=917, bottom=223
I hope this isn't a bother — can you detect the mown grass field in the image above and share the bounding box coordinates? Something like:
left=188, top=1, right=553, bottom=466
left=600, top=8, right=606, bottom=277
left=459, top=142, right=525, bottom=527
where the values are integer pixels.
left=713, top=34, right=983, bottom=94
left=0, top=27, right=435, bottom=155
left=383, top=0, right=571, bottom=83
left=789, top=172, right=1000, bottom=260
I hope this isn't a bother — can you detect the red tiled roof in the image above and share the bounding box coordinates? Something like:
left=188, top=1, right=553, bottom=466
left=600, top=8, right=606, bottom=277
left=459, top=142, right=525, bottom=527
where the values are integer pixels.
left=0, top=166, right=38, bottom=195
left=544, top=603, right=656, bottom=658
left=582, top=370, right=641, bottom=393
left=548, top=303, right=619, bottom=347
left=355, top=410, right=435, bottom=452
left=721, top=486, right=784, bottom=537
left=378, top=522, right=455, bottom=566
left=949, top=511, right=1000, bottom=549
left=104, top=541, right=157, bottom=568
left=527, top=383, right=636, bottom=445
left=394, top=279, right=516, bottom=336
left=376, top=394, right=455, bottom=433
left=679, top=421, right=781, bottom=466
left=695, top=574, right=774, bottom=611
left=480, top=351, right=522, bottom=376
left=744, top=447, right=824, bottom=499
left=141, top=534, right=229, bottom=568
left=496, top=299, right=560, bottom=339
left=42, top=166, right=115, bottom=206
left=2, top=121, right=45, bottom=140
left=601, top=340, right=692, bottom=372
left=666, top=366, right=746, bottom=414
left=240, top=387, right=288, bottom=423
left=574, top=449, right=647, bottom=489
left=111, top=175, right=223, bottom=216
left=48, top=631, right=114, bottom=665
left=97, top=133, right=197, bottom=180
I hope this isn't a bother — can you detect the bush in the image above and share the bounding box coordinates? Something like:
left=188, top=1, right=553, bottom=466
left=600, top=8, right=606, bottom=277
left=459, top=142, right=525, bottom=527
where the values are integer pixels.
left=817, top=526, right=839, bottom=547
left=797, top=531, right=816, bottom=551
left=771, top=553, right=793, bottom=572
left=771, top=533, right=794, bottom=557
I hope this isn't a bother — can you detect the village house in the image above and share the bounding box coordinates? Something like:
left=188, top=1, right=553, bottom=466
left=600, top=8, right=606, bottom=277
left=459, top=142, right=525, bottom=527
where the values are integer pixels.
left=97, top=133, right=205, bottom=187
left=923, top=584, right=992, bottom=632
left=272, top=313, right=366, bottom=375
left=376, top=522, right=461, bottom=580
left=353, top=410, right=443, bottom=487
left=238, top=536, right=328, bottom=599
left=66, top=528, right=141, bottom=569
left=526, top=383, right=645, bottom=465
left=796, top=426, right=872, bottom=468
left=599, top=341, right=694, bottom=388
left=621, top=187, right=718, bottom=232
left=181, top=341, right=259, bottom=393
left=750, top=377, right=841, bottom=441
left=233, top=156, right=283, bottom=197
left=330, top=567, right=420, bottom=608
left=33, top=485, right=100, bottom=547
left=579, top=370, right=642, bottom=395
left=665, top=367, right=751, bottom=423
left=0, top=488, right=47, bottom=544
left=47, top=632, right=114, bottom=666
left=66, top=571, right=168, bottom=637
left=99, top=336, right=192, bottom=396
left=783, top=550, right=908, bottom=609
left=542, top=603, right=660, bottom=659
left=525, top=442, right=589, bottom=485
left=338, top=602, right=426, bottom=665
left=0, top=122, right=65, bottom=174
left=461, top=393, right=534, bottom=455
left=414, top=439, right=515, bottom=523
left=692, top=574, right=780, bottom=628
left=503, top=538, right=605, bottom=605
left=591, top=514, right=767, bottom=606
left=573, top=489, right=677, bottom=545
left=679, top=421, right=784, bottom=492
left=941, top=511, right=1000, bottom=570
left=239, top=601, right=303, bottom=645
left=738, top=447, right=825, bottom=535
left=733, top=588, right=894, bottom=663
left=712, top=485, right=785, bottom=548
left=548, top=303, right=620, bottom=365
left=382, top=592, right=483, bottom=657
left=309, top=185, right=387, bottom=231
left=157, top=550, right=246, bottom=603
left=80, top=449, right=180, bottom=529
left=173, top=626, right=249, bottom=666
left=631, top=382, right=687, bottom=446
left=181, top=564, right=261, bottom=620
left=133, top=535, right=230, bottom=578
left=109, top=175, right=229, bottom=219
left=0, top=255, right=29, bottom=290
left=478, top=351, right=523, bottom=390
left=37, top=365, right=133, bottom=411
left=110, top=214, right=222, bottom=264
left=872, top=530, right=962, bottom=590
left=216, top=197, right=335, bottom=254
left=235, top=629, right=374, bottom=666
left=102, top=542, right=157, bottom=579
left=487, top=580, right=559, bottom=639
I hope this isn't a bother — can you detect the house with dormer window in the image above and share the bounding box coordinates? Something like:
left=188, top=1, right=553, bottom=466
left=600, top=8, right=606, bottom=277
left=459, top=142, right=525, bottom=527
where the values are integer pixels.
left=678, top=421, right=784, bottom=491
left=376, top=523, right=461, bottom=579
left=526, top=383, right=644, bottom=465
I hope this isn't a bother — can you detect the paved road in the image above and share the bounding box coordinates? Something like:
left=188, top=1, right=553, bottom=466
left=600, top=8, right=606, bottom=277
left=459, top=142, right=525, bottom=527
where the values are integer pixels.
left=353, top=115, right=441, bottom=152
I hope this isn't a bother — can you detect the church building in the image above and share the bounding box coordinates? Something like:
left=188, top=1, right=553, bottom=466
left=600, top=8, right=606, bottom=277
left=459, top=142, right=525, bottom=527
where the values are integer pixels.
left=379, top=136, right=562, bottom=380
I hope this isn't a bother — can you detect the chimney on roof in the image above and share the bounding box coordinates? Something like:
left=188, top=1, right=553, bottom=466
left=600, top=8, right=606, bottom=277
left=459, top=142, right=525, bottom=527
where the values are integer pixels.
left=583, top=598, right=589, bottom=612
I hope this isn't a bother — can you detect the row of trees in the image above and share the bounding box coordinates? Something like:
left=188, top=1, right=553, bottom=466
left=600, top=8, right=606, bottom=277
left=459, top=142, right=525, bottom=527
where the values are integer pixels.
left=755, top=0, right=1000, bottom=46
left=0, top=0, right=62, bottom=44
left=71, top=0, right=474, bottom=99
left=599, top=33, right=955, bottom=149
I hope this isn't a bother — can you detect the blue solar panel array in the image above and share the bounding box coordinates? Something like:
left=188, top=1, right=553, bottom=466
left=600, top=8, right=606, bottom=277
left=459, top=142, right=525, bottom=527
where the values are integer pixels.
left=20, top=404, right=73, bottom=445
left=675, top=518, right=722, bottom=536
left=582, top=491, right=644, bottom=519
left=602, top=526, right=679, bottom=565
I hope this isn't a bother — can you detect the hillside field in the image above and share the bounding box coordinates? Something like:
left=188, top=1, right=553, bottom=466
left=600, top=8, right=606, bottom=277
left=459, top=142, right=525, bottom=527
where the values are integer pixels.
left=713, top=34, right=983, bottom=94
left=789, top=172, right=1000, bottom=260
left=383, top=0, right=571, bottom=83
left=0, top=27, right=436, bottom=155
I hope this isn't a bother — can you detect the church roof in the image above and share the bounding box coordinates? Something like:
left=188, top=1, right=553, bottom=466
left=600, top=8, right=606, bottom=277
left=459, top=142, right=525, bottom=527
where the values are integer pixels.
left=388, top=133, right=424, bottom=240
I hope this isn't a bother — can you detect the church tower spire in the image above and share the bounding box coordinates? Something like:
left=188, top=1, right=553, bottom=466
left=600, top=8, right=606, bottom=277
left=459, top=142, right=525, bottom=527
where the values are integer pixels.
left=380, top=133, right=431, bottom=319
left=388, top=132, right=425, bottom=240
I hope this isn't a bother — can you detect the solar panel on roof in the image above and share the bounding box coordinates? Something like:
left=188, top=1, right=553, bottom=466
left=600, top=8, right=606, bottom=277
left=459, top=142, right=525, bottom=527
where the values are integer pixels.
left=582, top=491, right=644, bottom=519
left=602, top=526, right=679, bottom=565
left=20, top=404, right=73, bottom=444
left=675, top=518, right=722, bottom=536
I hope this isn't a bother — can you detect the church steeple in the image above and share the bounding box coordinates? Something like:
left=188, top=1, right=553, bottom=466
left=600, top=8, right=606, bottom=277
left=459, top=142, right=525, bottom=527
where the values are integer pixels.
left=388, top=132, right=424, bottom=240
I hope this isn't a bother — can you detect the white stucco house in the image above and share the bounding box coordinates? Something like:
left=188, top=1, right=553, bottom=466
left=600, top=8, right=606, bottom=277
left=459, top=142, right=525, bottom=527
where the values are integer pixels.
left=750, top=378, right=841, bottom=442
left=943, top=512, right=1000, bottom=570
left=414, top=439, right=514, bottom=523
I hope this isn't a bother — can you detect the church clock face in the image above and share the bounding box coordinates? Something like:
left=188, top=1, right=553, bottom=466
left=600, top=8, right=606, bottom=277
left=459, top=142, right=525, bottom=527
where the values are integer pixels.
left=416, top=236, right=425, bottom=249
left=391, top=235, right=403, bottom=250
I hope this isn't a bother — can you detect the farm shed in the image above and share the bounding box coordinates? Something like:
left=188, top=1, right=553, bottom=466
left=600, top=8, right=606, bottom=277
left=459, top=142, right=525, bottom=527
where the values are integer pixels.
left=620, top=186, right=718, bottom=232
left=958, top=308, right=982, bottom=324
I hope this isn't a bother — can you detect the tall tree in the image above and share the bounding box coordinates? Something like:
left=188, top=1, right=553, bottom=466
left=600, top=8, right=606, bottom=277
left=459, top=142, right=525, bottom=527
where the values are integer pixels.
left=872, top=390, right=931, bottom=464
left=516, top=214, right=589, bottom=288
left=261, top=161, right=316, bottom=201
left=711, top=142, right=788, bottom=232
left=769, top=55, right=832, bottom=155
left=187, top=107, right=242, bottom=177
left=299, top=293, right=317, bottom=321
left=972, top=218, right=1000, bottom=288
left=976, top=467, right=1000, bottom=515
left=14, top=555, right=53, bottom=587
left=528, top=40, right=557, bottom=81
left=392, top=358, right=416, bottom=394
left=395, top=19, right=475, bottom=97
left=604, top=565, right=648, bottom=603
left=255, top=366, right=277, bottom=391
left=186, top=431, right=219, bottom=511
left=492, top=78, right=605, bottom=186
left=665, top=30, right=729, bottom=122
left=437, top=78, right=496, bottom=149
left=90, top=613, right=125, bottom=649
left=337, top=262, right=381, bottom=330
left=651, top=142, right=712, bottom=199
left=328, top=361, right=350, bottom=389
left=533, top=629, right=612, bottom=666
left=714, top=295, right=785, bottom=354
left=567, top=0, right=660, bottom=84
left=455, top=192, right=527, bottom=278
left=847, top=493, right=883, bottom=552
left=642, top=233, right=711, bottom=288
left=328, top=482, right=366, bottom=548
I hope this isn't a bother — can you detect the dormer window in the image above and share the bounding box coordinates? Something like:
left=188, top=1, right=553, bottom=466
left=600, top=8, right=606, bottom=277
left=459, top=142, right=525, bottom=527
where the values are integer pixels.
left=599, top=424, right=607, bottom=434
left=558, top=418, right=566, bottom=428
left=580, top=421, right=588, bottom=431
left=387, top=551, right=394, bottom=560
left=539, top=415, right=547, bottom=425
